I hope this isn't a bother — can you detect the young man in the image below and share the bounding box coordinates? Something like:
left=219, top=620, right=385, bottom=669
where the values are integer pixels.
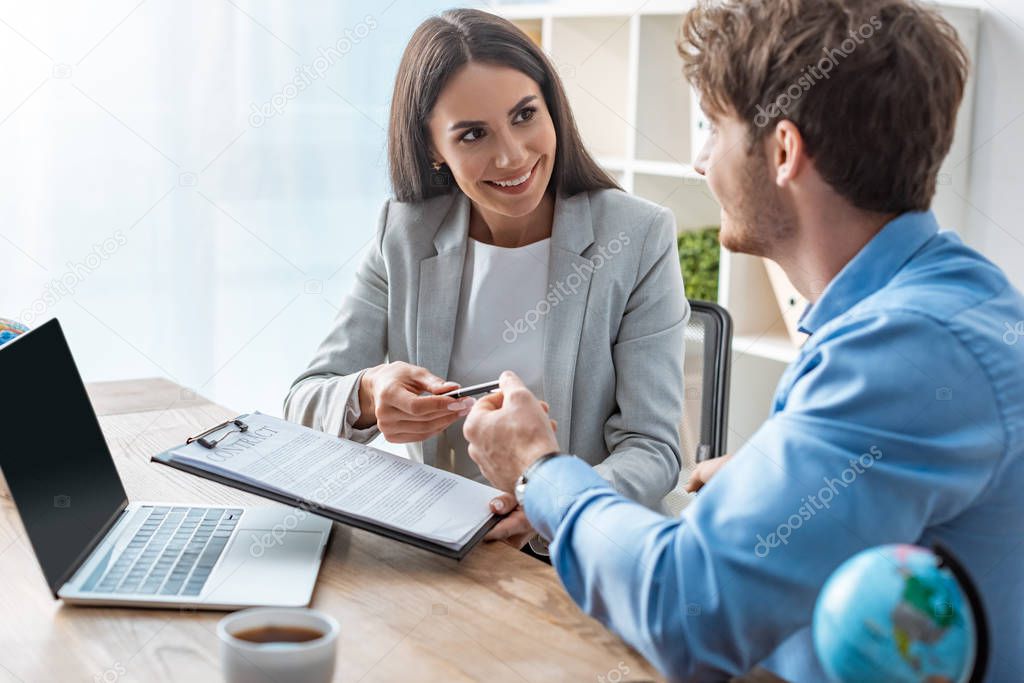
left=463, top=0, right=1024, bottom=680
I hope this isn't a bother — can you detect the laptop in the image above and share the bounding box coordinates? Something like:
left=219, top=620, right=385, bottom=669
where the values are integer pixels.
left=0, top=318, right=333, bottom=609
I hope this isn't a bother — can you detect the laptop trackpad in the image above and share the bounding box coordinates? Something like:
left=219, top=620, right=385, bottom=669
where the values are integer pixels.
left=203, top=529, right=324, bottom=607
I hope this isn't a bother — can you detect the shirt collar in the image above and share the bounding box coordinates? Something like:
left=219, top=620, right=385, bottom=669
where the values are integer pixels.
left=797, top=210, right=940, bottom=335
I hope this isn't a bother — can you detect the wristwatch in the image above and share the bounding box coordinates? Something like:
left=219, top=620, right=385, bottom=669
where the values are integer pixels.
left=514, top=452, right=561, bottom=505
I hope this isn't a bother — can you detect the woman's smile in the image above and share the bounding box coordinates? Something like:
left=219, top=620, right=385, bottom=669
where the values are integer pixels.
left=483, top=158, right=541, bottom=195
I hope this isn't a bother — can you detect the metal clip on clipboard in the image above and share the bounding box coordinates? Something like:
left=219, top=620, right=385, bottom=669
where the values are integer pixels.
left=185, top=418, right=249, bottom=450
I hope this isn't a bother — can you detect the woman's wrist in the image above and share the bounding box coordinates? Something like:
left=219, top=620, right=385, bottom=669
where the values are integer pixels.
left=353, top=366, right=379, bottom=429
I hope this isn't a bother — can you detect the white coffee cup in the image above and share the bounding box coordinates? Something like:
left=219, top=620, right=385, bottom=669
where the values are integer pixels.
left=218, top=607, right=339, bottom=683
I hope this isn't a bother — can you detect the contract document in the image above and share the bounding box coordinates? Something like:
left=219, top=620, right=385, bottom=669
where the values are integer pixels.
left=152, top=412, right=501, bottom=558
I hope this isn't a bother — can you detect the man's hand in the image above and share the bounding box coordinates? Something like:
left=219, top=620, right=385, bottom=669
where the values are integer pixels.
left=480, top=403, right=556, bottom=548
left=483, top=493, right=535, bottom=548
left=683, top=453, right=734, bottom=493
left=464, top=371, right=560, bottom=493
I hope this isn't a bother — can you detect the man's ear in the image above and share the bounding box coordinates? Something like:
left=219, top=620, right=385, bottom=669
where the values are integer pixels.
left=771, top=120, right=806, bottom=187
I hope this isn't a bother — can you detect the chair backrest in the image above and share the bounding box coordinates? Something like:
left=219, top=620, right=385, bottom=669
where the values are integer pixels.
left=681, top=300, right=732, bottom=466
left=665, top=300, right=732, bottom=515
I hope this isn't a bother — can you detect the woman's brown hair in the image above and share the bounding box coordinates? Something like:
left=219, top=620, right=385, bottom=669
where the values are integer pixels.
left=388, top=8, right=620, bottom=203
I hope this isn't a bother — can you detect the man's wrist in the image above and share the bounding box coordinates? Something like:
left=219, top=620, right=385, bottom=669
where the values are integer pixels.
left=519, top=448, right=560, bottom=478
left=517, top=439, right=560, bottom=476
left=514, top=451, right=562, bottom=505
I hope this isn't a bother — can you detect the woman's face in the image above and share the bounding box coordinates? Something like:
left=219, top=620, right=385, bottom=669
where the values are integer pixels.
left=426, top=63, right=557, bottom=218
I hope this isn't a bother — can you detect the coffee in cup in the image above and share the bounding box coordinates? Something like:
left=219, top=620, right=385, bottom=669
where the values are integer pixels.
left=218, top=607, right=339, bottom=683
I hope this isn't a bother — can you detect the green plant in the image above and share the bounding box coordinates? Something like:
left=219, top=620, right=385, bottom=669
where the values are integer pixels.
left=677, top=226, right=720, bottom=302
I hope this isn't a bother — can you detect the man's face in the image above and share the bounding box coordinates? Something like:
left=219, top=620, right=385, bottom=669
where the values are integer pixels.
left=694, top=111, right=796, bottom=258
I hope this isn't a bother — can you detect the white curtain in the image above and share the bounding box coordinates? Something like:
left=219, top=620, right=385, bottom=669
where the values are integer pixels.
left=0, top=0, right=448, bottom=413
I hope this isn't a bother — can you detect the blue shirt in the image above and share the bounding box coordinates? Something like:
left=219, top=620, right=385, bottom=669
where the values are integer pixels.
left=524, top=211, right=1024, bottom=682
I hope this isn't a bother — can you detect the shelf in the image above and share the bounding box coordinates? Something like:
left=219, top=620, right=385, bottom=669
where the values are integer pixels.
left=635, top=13, right=691, bottom=163
left=594, top=155, right=629, bottom=172
left=489, top=0, right=972, bottom=20
left=720, top=249, right=808, bottom=363
left=548, top=15, right=632, bottom=159
left=490, top=1, right=684, bottom=20
left=733, top=332, right=800, bottom=364
left=633, top=172, right=720, bottom=231
left=596, top=156, right=706, bottom=179
left=631, top=159, right=703, bottom=179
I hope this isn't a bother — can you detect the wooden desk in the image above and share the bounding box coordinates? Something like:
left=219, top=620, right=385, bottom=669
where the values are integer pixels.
left=0, top=378, right=664, bottom=682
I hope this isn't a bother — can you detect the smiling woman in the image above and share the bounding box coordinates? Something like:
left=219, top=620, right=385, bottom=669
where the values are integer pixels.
left=426, top=63, right=560, bottom=247
left=387, top=10, right=618, bottom=206
left=284, top=8, right=690, bottom=554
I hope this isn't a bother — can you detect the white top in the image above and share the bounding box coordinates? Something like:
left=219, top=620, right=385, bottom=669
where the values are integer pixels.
left=439, top=237, right=551, bottom=481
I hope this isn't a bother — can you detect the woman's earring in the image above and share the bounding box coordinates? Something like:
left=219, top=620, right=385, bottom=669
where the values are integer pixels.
left=429, top=161, right=450, bottom=187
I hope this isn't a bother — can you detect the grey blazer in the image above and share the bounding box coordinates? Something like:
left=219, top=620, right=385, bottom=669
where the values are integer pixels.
left=284, top=188, right=689, bottom=509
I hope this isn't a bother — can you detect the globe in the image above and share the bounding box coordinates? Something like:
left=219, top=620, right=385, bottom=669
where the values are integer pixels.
left=813, top=544, right=982, bottom=683
left=0, top=318, right=28, bottom=346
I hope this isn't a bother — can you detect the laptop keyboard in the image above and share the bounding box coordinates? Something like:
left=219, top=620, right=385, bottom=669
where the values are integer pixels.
left=85, top=506, right=242, bottom=597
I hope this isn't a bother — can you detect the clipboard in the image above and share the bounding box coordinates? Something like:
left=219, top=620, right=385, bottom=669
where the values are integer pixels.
left=151, top=414, right=501, bottom=561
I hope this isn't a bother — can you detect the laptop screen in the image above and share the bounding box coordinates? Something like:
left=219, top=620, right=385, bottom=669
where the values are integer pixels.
left=0, top=319, right=128, bottom=595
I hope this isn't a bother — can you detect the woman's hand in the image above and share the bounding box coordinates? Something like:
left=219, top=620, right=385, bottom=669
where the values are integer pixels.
left=355, top=361, right=473, bottom=442
left=683, top=453, right=734, bottom=493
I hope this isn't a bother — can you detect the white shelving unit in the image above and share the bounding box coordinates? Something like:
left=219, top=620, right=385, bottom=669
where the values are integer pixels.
left=487, top=0, right=980, bottom=454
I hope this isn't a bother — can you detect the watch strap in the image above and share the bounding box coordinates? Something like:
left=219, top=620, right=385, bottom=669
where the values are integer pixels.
left=515, top=451, right=562, bottom=504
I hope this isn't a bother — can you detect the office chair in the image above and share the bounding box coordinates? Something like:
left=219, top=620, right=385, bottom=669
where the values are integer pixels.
left=663, top=300, right=733, bottom=515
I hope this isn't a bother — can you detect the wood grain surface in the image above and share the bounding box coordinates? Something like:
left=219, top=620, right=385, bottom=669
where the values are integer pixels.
left=0, top=378, right=668, bottom=683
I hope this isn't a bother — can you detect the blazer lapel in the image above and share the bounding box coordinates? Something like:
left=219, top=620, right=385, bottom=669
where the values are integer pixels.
left=542, top=192, right=594, bottom=452
left=415, top=194, right=469, bottom=467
